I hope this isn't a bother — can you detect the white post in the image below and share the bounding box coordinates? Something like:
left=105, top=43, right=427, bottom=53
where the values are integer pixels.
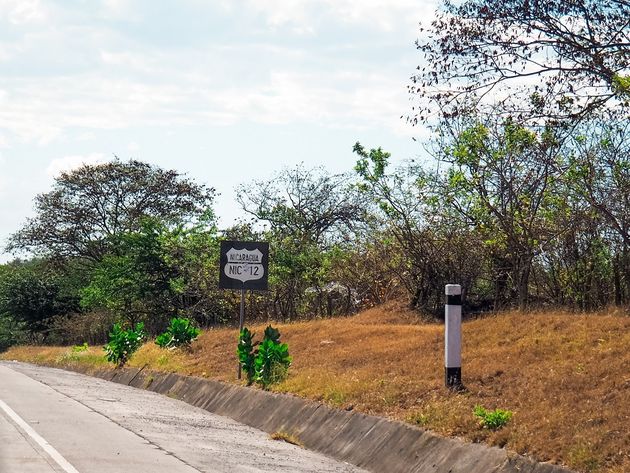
left=445, top=284, right=462, bottom=389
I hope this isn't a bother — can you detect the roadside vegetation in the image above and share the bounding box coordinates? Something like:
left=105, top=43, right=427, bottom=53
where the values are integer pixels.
left=2, top=1, right=629, bottom=351
left=0, top=2, right=628, bottom=472
left=3, top=303, right=629, bottom=473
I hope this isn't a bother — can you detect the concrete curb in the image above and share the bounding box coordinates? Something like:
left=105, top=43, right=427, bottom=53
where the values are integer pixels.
left=59, top=364, right=572, bottom=473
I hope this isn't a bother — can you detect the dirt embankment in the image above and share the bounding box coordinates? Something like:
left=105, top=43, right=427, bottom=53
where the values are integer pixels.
left=3, top=303, right=629, bottom=473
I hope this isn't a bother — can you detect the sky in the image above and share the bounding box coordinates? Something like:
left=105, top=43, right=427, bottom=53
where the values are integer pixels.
left=0, top=0, right=437, bottom=262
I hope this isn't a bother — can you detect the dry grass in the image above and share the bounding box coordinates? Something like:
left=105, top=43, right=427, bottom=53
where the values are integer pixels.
left=3, top=302, right=629, bottom=473
left=269, top=431, right=303, bottom=447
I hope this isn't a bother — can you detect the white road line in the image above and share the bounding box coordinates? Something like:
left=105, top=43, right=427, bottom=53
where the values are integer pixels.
left=0, top=399, right=81, bottom=473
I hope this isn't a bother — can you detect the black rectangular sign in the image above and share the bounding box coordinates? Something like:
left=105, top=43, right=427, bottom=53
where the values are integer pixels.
left=219, top=240, right=269, bottom=290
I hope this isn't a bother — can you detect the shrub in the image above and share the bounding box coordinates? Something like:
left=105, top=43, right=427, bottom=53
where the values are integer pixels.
left=47, top=310, right=117, bottom=346
left=155, top=317, right=200, bottom=349
left=237, top=327, right=256, bottom=385
left=104, top=322, right=146, bottom=366
left=262, top=325, right=281, bottom=343
left=255, top=337, right=291, bottom=388
left=473, top=405, right=513, bottom=430
left=0, top=314, right=28, bottom=352
left=71, top=342, right=89, bottom=353
left=237, top=325, right=292, bottom=389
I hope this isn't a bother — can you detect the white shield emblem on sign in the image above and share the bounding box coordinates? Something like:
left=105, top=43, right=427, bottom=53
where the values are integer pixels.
left=224, top=247, right=265, bottom=283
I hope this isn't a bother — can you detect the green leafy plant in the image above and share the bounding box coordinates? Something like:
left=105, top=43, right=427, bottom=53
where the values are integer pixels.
left=263, top=325, right=281, bottom=343
left=473, top=405, right=513, bottom=430
left=155, top=317, right=200, bottom=349
left=237, top=325, right=292, bottom=389
left=237, top=327, right=256, bottom=385
left=71, top=342, right=89, bottom=353
left=104, top=322, right=146, bottom=366
left=255, top=337, right=291, bottom=388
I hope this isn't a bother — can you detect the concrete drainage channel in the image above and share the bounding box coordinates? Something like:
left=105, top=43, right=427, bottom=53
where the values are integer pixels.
left=59, top=364, right=570, bottom=473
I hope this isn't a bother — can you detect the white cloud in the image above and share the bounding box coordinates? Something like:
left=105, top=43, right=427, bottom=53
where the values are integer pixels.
left=324, top=0, right=433, bottom=31
left=0, top=44, right=16, bottom=62
left=0, top=154, right=7, bottom=195
left=76, top=131, right=97, bottom=141
left=99, top=0, right=136, bottom=20
left=0, top=0, right=47, bottom=24
left=46, top=153, right=106, bottom=178
left=0, top=1, right=426, bottom=145
left=0, top=61, right=415, bottom=145
left=99, top=50, right=157, bottom=73
left=244, top=0, right=435, bottom=33
left=0, top=1, right=434, bottom=259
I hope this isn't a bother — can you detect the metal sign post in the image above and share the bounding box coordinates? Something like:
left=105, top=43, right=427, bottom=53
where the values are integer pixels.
left=218, top=241, right=269, bottom=380
left=239, top=289, right=245, bottom=332
left=238, top=288, right=245, bottom=379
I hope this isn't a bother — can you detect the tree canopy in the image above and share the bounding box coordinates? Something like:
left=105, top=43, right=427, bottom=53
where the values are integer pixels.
left=411, top=0, right=630, bottom=124
left=7, top=159, right=215, bottom=262
left=237, top=165, right=365, bottom=246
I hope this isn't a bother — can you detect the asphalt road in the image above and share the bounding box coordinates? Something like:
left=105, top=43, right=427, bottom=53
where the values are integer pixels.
left=0, top=361, right=365, bottom=473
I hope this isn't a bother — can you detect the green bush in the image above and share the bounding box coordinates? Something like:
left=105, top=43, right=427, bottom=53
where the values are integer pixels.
left=104, top=322, right=146, bottom=366
left=255, top=336, right=291, bottom=388
left=71, top=342, right=89, bottom=353
left=155, top=317, right=200, bottom=349
left=262, top=325, right=281, bottom=343
left=0, top=314, right=28, bottom=352
left=237, top=325, right=292, bottom=389
left=473, top=405, right=513, bottom=430
left=237, top=327, right=256, bottom=385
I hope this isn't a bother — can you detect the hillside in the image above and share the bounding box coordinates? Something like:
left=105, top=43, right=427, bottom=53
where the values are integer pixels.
left=3, top=303, right=629, bottom=473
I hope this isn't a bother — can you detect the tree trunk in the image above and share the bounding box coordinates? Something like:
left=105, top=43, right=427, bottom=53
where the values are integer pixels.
left=517, top=257, right=532, bottom=311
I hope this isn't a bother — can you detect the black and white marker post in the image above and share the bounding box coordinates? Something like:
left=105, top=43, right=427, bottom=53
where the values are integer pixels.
left=445, top=284, right=463, bottom=389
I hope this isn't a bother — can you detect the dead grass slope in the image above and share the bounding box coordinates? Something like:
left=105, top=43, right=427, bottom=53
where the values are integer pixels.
left=3, top=303, right=629, bottom=473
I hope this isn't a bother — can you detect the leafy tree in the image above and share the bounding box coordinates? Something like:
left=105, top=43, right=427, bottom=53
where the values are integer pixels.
left=406, top=0, right=630, bottom=312
left=80, top=215, right=231, bottom=332
left=161, top=218, right=236, bottom=326
left=7, top=159, right=214, bottom=262
left=412, top=0, right=630, bottom=124
left=80, top=219, right=182, bottom=333
left=354, top=142, right=485, bottom=313
left=0, top=262, right=80, bottom=334
left=0, top=314, right=28, bottom=351
left=437, top=117, right=565, bottom=309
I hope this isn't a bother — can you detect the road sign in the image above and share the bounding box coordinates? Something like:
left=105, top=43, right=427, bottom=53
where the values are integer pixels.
left=219, top=241, right=269, bottom=291
left=219, top=240, right=269, bottom=380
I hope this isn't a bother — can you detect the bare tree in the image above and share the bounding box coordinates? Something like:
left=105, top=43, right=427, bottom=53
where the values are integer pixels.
left=412, top=0, right=630, bottom=124
left=237, top=165, right=365, bottom=247
left=237, top=165, right=366, bottom=319
left=568, top=116, right=630, bottom=304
